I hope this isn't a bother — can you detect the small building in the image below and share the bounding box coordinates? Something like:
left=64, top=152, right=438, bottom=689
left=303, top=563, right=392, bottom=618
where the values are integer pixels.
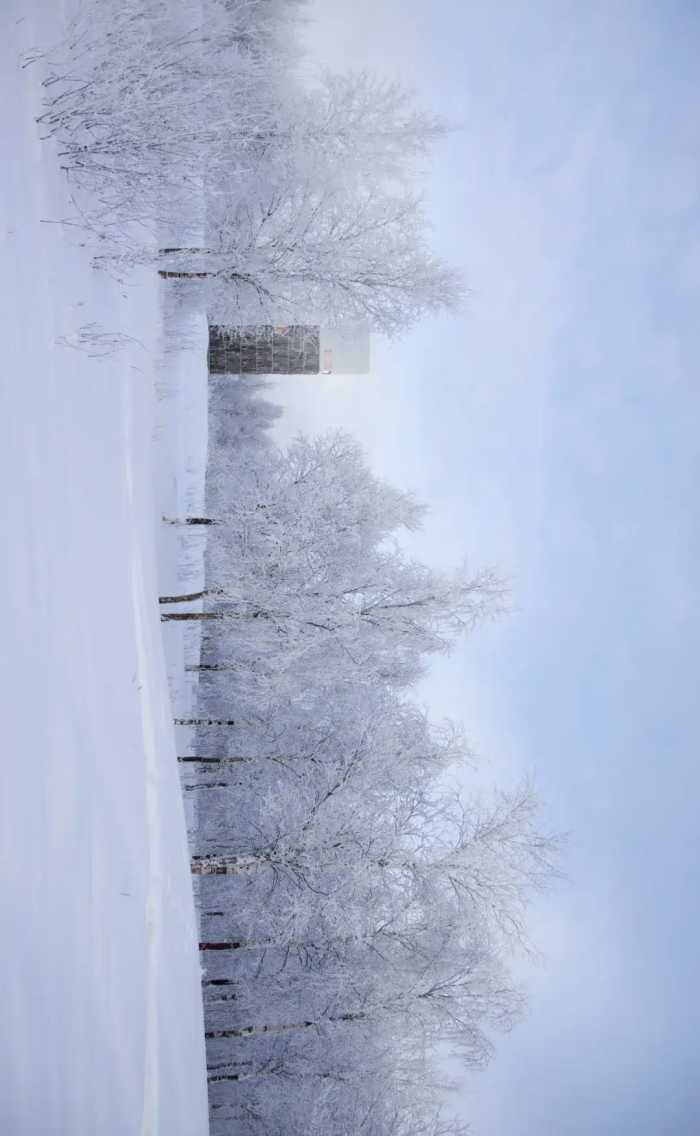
left=208, top=324, right=370, bottom=376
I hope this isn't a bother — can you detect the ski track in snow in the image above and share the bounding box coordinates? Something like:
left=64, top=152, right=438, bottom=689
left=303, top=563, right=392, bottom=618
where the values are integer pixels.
left=124, top=384, right=162, bottom=1136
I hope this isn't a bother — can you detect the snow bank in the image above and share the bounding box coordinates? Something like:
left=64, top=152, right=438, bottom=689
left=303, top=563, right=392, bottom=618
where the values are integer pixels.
left=0, top=3, right=209, bottom=1133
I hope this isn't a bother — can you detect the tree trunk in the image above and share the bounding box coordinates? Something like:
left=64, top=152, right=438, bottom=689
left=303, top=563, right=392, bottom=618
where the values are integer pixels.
left=191, top=848, right=401, bottom=875
left=159, top=247, right=210, bottom=255
left=200, top=940, right=249, bottom=950
left=208, top=1059, right=249, bottom=1073
left=208, top=1069, right=276, bottom=1085
left=162, top=516, right=217, bottom=525
left=198, top=931, right=365, bottom=954
left=205, top=1011, right=365, bottom=1041
left=191, top=853, right=265, bottom=875
left=174, top=717, right=239, bottom=727
left=162, top=611, right=224, bottom=622
left=158, top=590, right=209, bottom=604
left=164, top=609, right=268, bottom=623
left=205, top=1021, right=316, bottom=1041
left=198, top=935, right=321, bottom=952
left=159, top=269, right=212, bottom=279
left=158, top=260, right=261, bottom=289
left=178, top=756, right=250, bottom=764
left=183, top=782, right=230, bottom=791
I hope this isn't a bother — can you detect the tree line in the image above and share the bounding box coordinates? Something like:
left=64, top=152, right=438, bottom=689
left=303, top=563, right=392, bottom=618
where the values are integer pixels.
left=164, top=378, right=559, bottom=1135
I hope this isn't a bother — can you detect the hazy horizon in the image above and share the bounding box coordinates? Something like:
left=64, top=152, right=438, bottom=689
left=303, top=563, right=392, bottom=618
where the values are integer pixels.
left=269, top=2, right=700, bottom=1132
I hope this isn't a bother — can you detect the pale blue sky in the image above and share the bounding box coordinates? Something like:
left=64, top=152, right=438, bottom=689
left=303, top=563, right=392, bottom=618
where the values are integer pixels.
left=270, top=2, right=700, bottom=1131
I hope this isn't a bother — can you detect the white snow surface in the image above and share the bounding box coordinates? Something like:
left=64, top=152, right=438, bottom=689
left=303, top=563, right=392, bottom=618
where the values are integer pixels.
left=1, top=3, right=210, bottom=1133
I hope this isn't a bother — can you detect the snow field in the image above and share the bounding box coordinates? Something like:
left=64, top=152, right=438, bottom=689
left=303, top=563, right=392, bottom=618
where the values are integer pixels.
left=1, top=3, right=209, bottom=1133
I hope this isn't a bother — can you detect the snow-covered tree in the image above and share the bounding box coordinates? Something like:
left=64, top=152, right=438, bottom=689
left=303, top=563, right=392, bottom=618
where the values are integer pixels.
left=164, top=399, right=560, bottom=1133
left=286, top=71, right=449, bottom=189
left=30, top=0, right=299, bottom=237
left=160, top=179, right=463, bottom=333
left=33, top=3, right=463, bottom=334
left=192, top=779, right=557, bottom=947
left=163, top=432, right=504, bottom=694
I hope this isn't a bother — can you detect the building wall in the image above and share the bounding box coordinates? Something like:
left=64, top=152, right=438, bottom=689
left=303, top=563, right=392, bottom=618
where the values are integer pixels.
left=208, top=325, right=320, bottom=375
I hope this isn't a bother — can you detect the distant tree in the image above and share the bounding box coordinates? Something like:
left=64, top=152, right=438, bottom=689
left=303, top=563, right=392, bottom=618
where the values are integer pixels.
left=35, top=8, right=463, bottom=332
left=287, top=71, right=449, bottom=189
left=30, top=0, right=297, bottom=235
left=154, top=65, right=461, bottom=332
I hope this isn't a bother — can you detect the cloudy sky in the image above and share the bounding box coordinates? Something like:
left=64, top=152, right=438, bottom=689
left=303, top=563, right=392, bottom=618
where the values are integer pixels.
left=269, top=2, right=700, bottom=1132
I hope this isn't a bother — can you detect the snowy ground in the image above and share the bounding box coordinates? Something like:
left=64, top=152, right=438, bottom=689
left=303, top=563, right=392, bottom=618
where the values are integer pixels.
left=154, top=295, right=210, bottom=730
left=1, top=4, right=210, bottom=1133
